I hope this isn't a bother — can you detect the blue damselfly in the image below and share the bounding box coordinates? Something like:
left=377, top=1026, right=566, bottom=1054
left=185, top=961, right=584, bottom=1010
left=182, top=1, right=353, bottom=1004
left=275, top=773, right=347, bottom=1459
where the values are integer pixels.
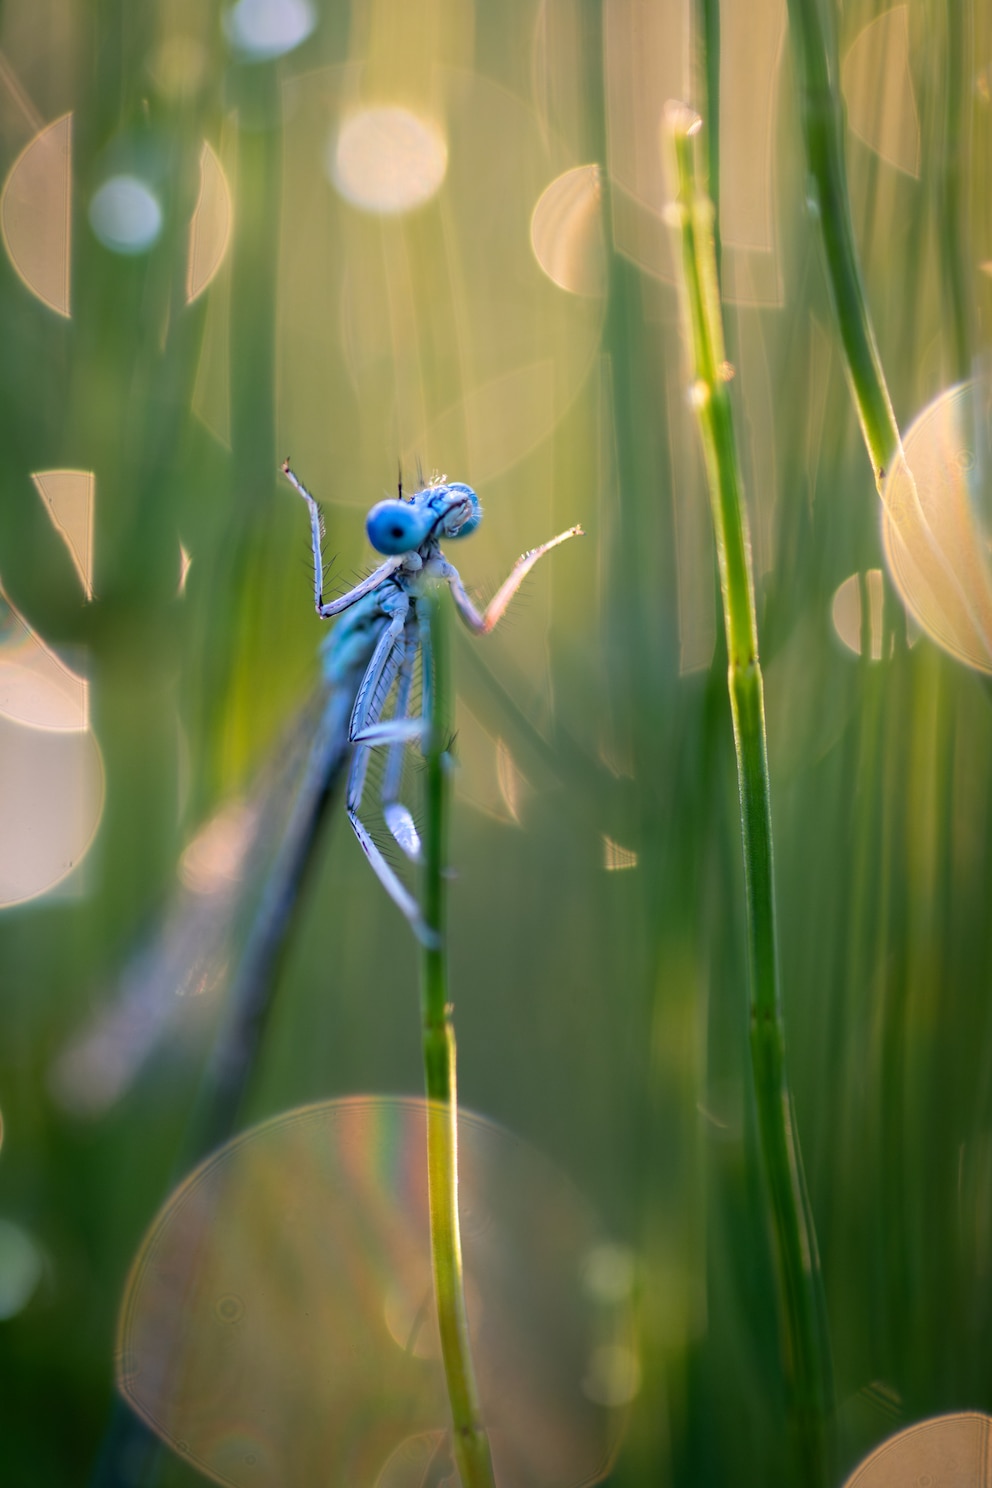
left=53, top=469, right=581, bottom=1137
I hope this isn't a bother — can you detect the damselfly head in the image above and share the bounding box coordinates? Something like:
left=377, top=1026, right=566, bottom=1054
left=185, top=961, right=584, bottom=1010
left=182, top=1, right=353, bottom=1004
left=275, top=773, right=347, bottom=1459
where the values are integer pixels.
left=366, top=499, right=435, bottom=554
left=366, top=481, right=482, bottom=554
left=437, top=482, right=482, bottom=539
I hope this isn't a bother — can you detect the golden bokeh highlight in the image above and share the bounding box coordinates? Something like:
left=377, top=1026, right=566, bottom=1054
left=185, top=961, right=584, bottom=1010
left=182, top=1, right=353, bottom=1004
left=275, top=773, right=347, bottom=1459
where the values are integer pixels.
left=0, top=111, right=71, bottom=316
left=329, top=106, right=448, bottom=215
left=186, top=140, right=233, bottom=303
left=0, top=581, right=88, bottom=731
left=30, top=469, right=95, bottom=601
left=841, top=5, right=920, bottom=178
left=530, top=164, right=606, bottom=298
left=0, top=470, right=103, bottom=902
left=0, top=713, right=104, bottom=906
left=842, top=1411, right=992, bottom=1487
left=831, top=570, right=888, bottom=661
left=882, top=382, right=992, bottom=673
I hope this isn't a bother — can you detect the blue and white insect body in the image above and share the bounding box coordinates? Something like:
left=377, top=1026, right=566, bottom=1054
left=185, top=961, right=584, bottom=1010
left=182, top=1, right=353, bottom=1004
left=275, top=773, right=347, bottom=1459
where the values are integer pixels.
left=282, top=462, right=582, bottom=942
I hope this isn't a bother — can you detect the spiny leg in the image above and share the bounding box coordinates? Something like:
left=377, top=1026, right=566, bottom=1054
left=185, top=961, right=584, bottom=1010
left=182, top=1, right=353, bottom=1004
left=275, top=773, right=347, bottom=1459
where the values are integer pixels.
left=443, top=524, right=584, bottom=635
left=280, top=461, right=325, bottom=614
left=347, top=624, right=406, bottom=814
left=347, top=715, right=434, bottom=944
left=345, top=617, right=434, bottom=943
left=346, top=805, right=435, bottom=944
left=381, top=617, right=423, bottom=861
left=282, top=461, right=405, bottom=618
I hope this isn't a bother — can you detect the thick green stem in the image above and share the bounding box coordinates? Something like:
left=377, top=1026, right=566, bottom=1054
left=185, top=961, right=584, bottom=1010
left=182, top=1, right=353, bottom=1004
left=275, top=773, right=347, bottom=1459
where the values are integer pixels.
left=786, top=0, right=901, bottom=486
left=666, top=107, right=834, bottom=1486
left=420, top=590, right=497, bottom=1488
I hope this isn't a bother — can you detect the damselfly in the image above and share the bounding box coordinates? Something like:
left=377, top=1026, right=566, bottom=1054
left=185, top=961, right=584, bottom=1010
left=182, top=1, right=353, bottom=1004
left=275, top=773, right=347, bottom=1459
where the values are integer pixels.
left=281, top=461, right=583, bottom=944
left=53, top=469, right=581, bottom=1132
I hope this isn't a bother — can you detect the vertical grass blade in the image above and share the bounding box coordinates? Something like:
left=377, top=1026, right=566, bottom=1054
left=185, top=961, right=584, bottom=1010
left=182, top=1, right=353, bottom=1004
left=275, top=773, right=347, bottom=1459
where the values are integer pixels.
left=785, top=0, right=902, bottom=485
left=665, top=104, right=834, bottom=1486
left=420, top=589, right=497, bottom=1488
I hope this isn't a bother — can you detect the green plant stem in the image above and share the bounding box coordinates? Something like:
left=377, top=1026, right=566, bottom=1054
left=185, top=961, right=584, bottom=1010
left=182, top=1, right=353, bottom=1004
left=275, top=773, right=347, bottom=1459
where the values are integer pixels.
left=696, top=0, right=722, bottom=284
left=785, top=0, right=901, bottom=486
left=420, top=589, right=497, bottom=1488
left=667, top=106, right=834, bottom=1486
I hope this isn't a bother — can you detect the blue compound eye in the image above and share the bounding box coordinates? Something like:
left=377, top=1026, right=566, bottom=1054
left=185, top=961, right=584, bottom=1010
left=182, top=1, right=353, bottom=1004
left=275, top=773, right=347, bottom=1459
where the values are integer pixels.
left=441, top=483, right=482, bottom=539
left=366, top=500, right=434, bottom=555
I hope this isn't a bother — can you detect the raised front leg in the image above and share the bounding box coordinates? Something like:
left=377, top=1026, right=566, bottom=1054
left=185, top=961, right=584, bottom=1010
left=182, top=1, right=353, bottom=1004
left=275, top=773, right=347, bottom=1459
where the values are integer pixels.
left=443, top=524, right=584, bottom=634
left=282, top=461, right=405, bottom=618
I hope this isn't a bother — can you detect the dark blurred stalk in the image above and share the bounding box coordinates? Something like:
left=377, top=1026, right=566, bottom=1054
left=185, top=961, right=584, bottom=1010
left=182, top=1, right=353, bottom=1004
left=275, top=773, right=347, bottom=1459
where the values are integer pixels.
left=785, top=0, right=900, bottom=485
left=666, top=106, right=834, bottom=1487
left=199, top=62, right=283, bottom=799
left=934, top=0, right=974, bottom=379
left=420, top=589, right=497, bottom=1488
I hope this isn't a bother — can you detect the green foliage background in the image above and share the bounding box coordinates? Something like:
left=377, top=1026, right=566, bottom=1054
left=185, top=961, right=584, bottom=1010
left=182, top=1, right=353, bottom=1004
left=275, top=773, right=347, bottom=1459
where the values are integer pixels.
left=0, top=1, right=990, bottom=1484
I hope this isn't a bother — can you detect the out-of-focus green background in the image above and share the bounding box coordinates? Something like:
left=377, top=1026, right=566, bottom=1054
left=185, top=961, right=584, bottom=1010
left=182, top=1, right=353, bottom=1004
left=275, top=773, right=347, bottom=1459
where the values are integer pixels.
left=1, top=1, right=991, bottom=1484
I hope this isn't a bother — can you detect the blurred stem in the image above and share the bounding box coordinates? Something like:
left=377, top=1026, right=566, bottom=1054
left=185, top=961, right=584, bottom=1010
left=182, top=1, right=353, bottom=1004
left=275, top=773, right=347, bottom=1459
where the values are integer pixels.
left=420, top=590, right=497, bottom=1488
left=695, top=0, right=722, bottom=284
left=785, top=0, right=901, bottom=487
left=935, top=0, right=973, bottom=379
left=667, top=107, right=834, bottom=1486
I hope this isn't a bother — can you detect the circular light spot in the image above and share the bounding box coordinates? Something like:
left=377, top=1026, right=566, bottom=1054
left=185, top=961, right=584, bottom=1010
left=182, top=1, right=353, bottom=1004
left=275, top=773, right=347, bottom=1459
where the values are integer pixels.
left=0, top=113, right=72, bottom=316
left=89, top=176, right=163, bottom=255
left=831, top=570, right=889, bottom=660
left=0, top=1219, right=44, bottom=1320
left=119, top=1097, right=631, bottom=1487
left=0, top=582, right=89, bottom=731
left=882, top=380, right=992, bottom=673
left=329, top=108, right=448, bottom=215
left=0, top=716, right=105, bottom=905
left=186, top=142, right=233, bottom=303
left=842, top=1411, right=992, bottom=1486
left=224, top=0, right=316, bottom=61
left=530, top=164, right=605, bottom=297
